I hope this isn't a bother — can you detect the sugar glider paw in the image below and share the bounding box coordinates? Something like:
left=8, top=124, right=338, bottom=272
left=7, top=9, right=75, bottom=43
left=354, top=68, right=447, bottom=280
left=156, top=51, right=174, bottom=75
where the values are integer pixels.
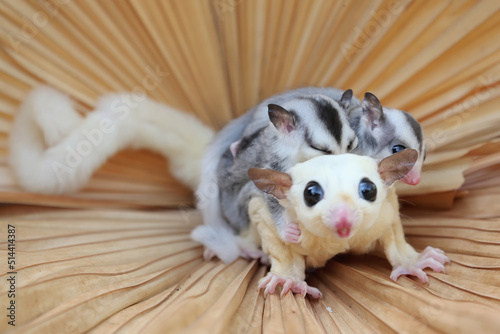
left=240, top=248, right=267, bottom=261
left=203, top=246, right=269, bottom=265
left=390, top=246, right=450, bottom=284
left=240, top=249, right=270, bottom=266
left=281, top=222, right=301, bottom=243
left=259, top=253, right=270, bottom=266
left=230, top=140, right=241, bottom=157
left=258, top=273, right=322, bottom=298
left=203, top=247, right=217, bottom=260
left=240, top=249, right=271, bottom=267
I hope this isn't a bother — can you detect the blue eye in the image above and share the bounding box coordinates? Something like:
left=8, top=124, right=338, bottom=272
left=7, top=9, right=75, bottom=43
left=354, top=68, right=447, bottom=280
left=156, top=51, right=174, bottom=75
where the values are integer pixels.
left=359, top=178, right=377, bottom=202
left=392, top=145, right=406, bottom=154
left=304, top=181, right=323, bottom=207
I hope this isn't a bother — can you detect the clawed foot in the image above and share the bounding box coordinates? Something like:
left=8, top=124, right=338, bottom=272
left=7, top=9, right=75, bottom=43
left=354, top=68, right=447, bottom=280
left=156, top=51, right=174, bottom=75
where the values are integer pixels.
left=203, top=247, right=217, bottom=260
left=258, top=273, right=322, bottom=298
left=281, top=222, right=301, bottom=243
left=391, top=246, right=451, bottom=284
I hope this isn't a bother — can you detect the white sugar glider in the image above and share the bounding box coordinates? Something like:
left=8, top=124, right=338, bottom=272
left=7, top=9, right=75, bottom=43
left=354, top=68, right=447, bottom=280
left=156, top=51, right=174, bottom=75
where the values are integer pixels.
left=9, top=86, right=214, bottom=194
left=192, top=88, right=426, bottom=263
left=247, top=150, right=449, bottom=298
left=192, top=89, right=358, bottom=263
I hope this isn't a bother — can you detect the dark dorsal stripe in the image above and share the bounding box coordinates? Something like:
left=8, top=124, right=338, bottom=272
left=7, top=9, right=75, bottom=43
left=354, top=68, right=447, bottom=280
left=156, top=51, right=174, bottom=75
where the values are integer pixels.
left=237, top=126, right=266, bottom=155
left=306, top=97, right=343, bottom=144
left=402, top=111, right=423, bottom=152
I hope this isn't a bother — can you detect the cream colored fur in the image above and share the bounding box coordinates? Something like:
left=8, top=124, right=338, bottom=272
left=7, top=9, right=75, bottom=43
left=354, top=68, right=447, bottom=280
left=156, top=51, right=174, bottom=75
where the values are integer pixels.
left=249, top=154, right=449, bottom=297
left=9, top=86, right=214, bottom=194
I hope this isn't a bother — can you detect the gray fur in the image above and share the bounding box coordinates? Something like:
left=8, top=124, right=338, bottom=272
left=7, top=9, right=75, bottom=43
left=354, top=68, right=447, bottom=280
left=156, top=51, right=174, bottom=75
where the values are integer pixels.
left=217, top=94, right=355, bottom=233
left=349, top=104, right=425, bottom=163
left=192, top=87, right=426, bottom=264
left=402, top=111, right=424, bottom=152
left=192, top=88, right=356, bottom=262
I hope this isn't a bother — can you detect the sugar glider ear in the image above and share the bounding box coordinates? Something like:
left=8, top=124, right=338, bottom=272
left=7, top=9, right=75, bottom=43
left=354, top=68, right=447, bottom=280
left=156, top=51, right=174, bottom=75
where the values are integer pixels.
left=268, top=104, right=296, bottom=134
left=362, top=92, right=383, bottom=131
left=378, top=149, right=418, bottom=186
left=248, top=168, right=292, bottom=200
left=340, top=89, right=353, bottom=109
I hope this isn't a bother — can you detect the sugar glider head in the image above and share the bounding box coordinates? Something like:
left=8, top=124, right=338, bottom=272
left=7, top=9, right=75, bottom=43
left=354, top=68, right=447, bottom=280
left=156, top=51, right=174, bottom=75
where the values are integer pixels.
left=248, top=149, right=417, bottom=240
left=353, top=92, right=425, bottom=185
left=267, top=89, right=358, bottom=163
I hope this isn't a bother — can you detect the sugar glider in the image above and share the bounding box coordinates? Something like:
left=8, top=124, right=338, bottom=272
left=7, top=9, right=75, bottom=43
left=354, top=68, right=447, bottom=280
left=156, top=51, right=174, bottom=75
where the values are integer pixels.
left=248, top=150, right=449, bottom=298
left=349, top=92, right=426, bottom=185
left=192, top=88, right=427, bottom=263
left=192, top=89, right=358, bottom=263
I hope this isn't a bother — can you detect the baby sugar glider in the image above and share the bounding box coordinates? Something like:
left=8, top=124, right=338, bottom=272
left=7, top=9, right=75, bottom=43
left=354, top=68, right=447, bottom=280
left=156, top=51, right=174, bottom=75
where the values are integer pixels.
left=350, top=92, right=426, bottom=185
left=192, top=89, right=357, bottom=263
left=248, top=150, right=449, bottom=298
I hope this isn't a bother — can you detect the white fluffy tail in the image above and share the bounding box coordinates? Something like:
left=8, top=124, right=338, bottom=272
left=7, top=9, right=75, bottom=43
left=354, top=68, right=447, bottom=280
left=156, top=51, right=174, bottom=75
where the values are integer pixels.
left=122, top=96, right=215, bottom=190
left=9, top=86, right=215, bottom=194
left=9, top=87, right=139, bottom=194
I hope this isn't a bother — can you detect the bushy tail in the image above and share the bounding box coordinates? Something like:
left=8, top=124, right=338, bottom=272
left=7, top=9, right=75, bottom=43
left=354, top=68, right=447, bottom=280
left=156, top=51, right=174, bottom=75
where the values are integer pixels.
left=121, top=94, right=215, bottom=190
left=9, top=86, right=215, bottom=194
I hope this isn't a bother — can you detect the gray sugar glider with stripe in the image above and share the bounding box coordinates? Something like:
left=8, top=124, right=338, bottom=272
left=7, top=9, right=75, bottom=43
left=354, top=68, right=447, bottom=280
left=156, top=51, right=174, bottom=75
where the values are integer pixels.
left=192, top=89, right=356, bottom=263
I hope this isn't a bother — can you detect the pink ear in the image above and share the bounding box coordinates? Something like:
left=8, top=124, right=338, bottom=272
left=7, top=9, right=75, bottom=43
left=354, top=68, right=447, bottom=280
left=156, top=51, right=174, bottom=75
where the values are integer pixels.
left=268, top=104, right=296, bottom=134
left=248, top=168, right=292, bottom=199
left=362, top=92, right=383, bottom=130
left=378, top=149, right=418, bottom=186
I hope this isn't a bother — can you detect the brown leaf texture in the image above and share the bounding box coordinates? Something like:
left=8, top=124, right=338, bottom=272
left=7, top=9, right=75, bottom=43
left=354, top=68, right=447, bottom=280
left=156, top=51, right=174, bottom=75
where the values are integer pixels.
left=1, top=1, right=500, bottom=333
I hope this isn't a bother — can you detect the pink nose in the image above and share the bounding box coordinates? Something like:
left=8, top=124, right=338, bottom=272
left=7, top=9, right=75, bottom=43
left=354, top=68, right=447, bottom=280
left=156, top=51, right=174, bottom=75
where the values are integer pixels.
left=401, top=169, right=421, bottom=185
left=336, top=219, right=351, bottom=238
left=402, top=174, right=421, bottom=185
left=330, top=204, right=354, bottom=238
